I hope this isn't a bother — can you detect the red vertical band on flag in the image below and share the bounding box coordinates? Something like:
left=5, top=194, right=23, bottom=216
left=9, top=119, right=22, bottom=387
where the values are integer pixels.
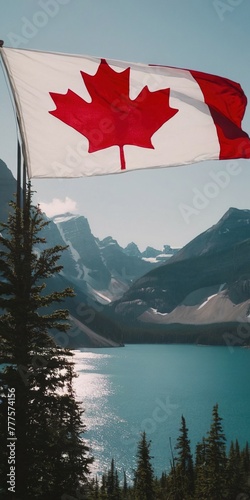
left=190, top=70, right=250, bottom=159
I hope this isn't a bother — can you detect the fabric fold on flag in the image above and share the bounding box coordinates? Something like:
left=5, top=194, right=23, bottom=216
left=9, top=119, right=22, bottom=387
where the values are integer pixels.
left=0, top=46, right=249, bottom=178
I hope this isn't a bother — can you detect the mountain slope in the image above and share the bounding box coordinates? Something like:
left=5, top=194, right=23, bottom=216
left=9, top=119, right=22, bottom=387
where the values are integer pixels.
left=171, top=207, right=250, bottom=261
left=112, top=208, right=250, bottom=345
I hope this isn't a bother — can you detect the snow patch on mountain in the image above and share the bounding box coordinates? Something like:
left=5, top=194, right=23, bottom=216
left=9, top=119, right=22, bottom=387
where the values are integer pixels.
left=197, top=283, right=226, bottom=310
left=53, top=213, right=80, bottom=224
left=56, top=222, right=81, bottom=263
left=197, top=294, right=217, bottom=310
left=89, top=288, right=112, bottom=304
left=149, top=307, right=168, bottom=316
left=142, top=257, right=159, bottom=263
left=142, top=253, right=175, bottom=263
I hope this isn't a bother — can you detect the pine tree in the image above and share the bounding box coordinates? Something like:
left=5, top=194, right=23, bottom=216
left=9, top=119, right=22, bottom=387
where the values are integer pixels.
left=115, top=469, right=121, bottom=499
left=225, top=440, right=245, bottom=499
left=196, top=403, right=227, bottom=499
left=107, top=458, right=115, bottom=497
left=239, top=441, right=250, bottom=497
left=134, top=431, right=155, bottom=500
left=123, top=470, right=128, bottom=497
left=100, top=474, right=108, bottom=499
left=0, top=185, right=93, bottom=499
left=241, top=441, right=250, bottom=477
left=194, top=437, right=207, bottom=498
left=94, top=476, right=100, bottom=498
left=174, top=415, right=194, bottom=498
left=166, top=416, right=194, bottom=499
left=88, top=477, right=99, bottom=499
left=106, top=458, right=121, bottom=499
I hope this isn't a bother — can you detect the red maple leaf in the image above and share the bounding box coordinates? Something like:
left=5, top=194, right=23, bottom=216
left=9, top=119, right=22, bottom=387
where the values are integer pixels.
left=49, top=59, right=179, bottom=170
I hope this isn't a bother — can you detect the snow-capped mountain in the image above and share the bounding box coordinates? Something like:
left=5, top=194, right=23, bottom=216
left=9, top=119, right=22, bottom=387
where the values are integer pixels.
left=112, top=207, right=250, bottom=346
left=52, top=212, right=178, bottom=303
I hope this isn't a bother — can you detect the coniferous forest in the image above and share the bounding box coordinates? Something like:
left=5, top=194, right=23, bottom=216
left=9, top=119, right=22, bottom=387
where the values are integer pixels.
left=0, top=188, right=249, bottom=499
left=88, top=405, right=250, bottom=500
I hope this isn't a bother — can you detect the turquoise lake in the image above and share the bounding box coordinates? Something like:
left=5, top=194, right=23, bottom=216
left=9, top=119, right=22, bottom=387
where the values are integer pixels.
left=73, top=344, right=250, bottom=481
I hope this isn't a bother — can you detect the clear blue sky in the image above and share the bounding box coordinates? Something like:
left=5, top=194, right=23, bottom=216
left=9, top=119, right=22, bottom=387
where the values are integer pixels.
left=0, top=0, right=250, bottom=251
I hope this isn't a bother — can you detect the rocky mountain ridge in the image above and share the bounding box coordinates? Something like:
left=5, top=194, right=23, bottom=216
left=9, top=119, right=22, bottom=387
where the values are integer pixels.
left=52, top=212, right=178, bottom=303
left=111, top=207, right=250, bottom=346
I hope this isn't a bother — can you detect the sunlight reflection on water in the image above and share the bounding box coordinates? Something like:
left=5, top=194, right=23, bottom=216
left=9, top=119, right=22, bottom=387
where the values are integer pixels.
left=72, top=349, right=128, bottom=478
left=73, top=350, right=112, bottom=431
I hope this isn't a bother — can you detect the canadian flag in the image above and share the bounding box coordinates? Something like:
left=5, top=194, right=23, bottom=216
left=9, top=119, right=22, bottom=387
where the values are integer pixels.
left=1, top=47, right=250, bottom=178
